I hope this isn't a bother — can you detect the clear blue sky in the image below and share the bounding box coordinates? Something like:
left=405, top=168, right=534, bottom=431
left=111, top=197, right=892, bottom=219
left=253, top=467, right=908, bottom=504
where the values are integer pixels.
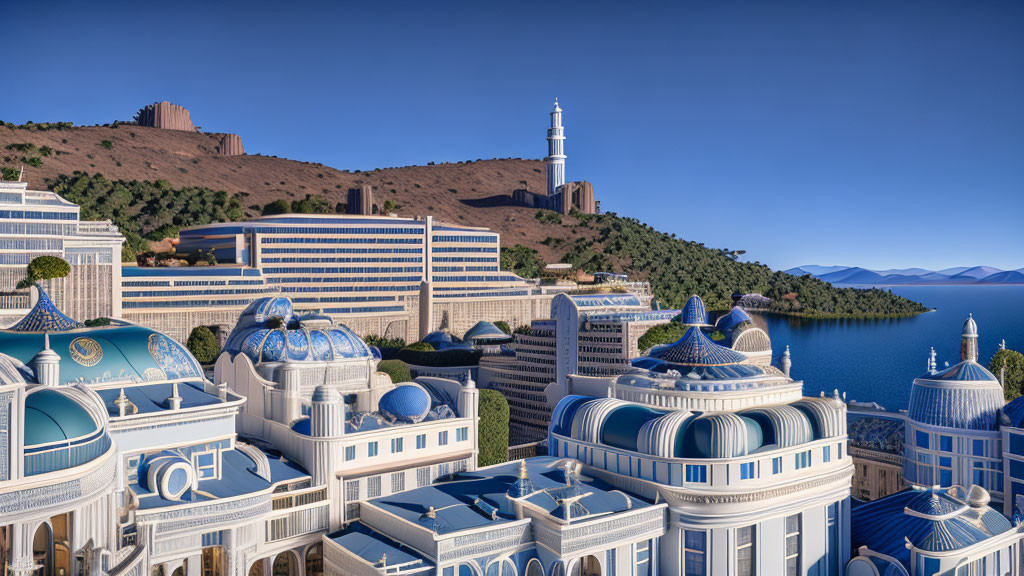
left=5, top=1, right=1023, bottom=271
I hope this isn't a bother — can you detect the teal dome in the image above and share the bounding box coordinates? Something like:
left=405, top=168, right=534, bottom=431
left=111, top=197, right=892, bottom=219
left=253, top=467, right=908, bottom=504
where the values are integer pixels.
left=0, top=325, right=204, bottom=387
left=24, top=389, right=98, bottom=446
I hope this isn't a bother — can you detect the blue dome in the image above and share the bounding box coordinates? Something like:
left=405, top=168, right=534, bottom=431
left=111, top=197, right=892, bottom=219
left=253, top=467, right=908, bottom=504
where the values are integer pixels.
left=908, top=363, right=1004, bottom=430
left=24, top=389, right=98, bottom=446
left=714, top=306, right=752, bottom=333
left=649, top=327, right=747, bottom=366
left=234, top=326, right=372, bottom=363
left=244, top=297, right=294, bottom=323
left=423, top=331, right=459, bottom=349
left=680, top=295, right=709, bottom=326
left=378, top=385, right=432, bottom=423
left=463, top=321, right=513, bottom=346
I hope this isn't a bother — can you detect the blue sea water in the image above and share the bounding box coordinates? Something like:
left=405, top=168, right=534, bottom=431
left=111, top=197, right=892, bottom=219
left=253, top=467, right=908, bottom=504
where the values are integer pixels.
left=758, top=285, right=1024, bottom=410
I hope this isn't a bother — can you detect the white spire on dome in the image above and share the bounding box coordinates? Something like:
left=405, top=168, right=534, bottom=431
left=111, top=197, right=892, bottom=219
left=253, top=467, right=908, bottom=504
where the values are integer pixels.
left=32, top=332, right=62, bottom=387
left=545, top=98, right=566, bottom=195
left=928, top=347, right=937, bottom=374
left=961, top=314, right=979, bottom=363
left=781, top=345, right=792, bottom=378
left=963, top=313, right=978, bottom=336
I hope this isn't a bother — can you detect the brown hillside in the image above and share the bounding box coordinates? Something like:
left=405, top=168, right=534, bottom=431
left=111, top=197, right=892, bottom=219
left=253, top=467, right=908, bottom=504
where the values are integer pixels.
left=0, top=124, right=580, bottom=262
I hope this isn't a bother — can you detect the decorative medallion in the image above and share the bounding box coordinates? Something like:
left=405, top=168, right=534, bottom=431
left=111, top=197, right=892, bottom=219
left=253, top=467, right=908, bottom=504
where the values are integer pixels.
left=69, top=337, right=103, bottom=367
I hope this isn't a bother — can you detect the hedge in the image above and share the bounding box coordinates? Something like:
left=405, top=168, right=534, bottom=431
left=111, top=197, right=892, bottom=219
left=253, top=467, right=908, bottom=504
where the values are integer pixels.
left=187, top=326, right=221, bottom=364
left=478, top=389, right=509, bottom=467
left=377, top=359, right=412, bottom=384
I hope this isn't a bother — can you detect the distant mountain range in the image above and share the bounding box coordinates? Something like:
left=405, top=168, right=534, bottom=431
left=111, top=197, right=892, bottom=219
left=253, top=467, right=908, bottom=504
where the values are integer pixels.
left=786, top=265, right=1024, bottom=286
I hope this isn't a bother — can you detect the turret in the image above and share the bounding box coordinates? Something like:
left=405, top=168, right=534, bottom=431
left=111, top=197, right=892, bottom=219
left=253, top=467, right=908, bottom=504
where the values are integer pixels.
left=781, top=345, right=792, bottom=378
left=32, top=333, right=61, bottom=387
left=545, top=99, right=566, bottom=196
left=961, top=314, right=979, bottom=363
left=310, top=385, right=344, bottom=437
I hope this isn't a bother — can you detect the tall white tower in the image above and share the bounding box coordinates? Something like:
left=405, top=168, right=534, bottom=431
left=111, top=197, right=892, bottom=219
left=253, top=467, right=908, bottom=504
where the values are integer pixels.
left=545, top=98, right=566, bottom=196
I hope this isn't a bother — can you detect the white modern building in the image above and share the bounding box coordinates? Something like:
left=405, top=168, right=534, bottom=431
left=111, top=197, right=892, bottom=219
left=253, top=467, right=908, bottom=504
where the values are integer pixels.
left=0, top=179, right=124, bottom=325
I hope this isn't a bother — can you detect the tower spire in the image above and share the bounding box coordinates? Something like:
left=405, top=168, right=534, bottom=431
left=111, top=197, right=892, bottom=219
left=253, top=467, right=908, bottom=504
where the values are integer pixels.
left=545, top=99, right=566, bottom=196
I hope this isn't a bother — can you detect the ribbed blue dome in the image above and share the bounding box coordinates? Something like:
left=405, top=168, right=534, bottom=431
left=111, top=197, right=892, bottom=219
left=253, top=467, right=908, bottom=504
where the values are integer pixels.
left=714, top=306, right=751, bottom=333
left=235, top=326, right=371, bottom=363
left=24, top=389, right=98, bottom=446
left=908, top=363, right=1004, bottom=430
left=649, top=327, right=747, bottom=366
left=680, top=295, right=709, bottom=326
left=378, top=385, right=432, bottom=423
left=9, top=285, right=83, bottom=332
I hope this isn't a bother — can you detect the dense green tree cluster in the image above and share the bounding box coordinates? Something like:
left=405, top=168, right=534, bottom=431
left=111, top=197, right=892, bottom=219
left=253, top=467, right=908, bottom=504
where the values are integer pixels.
left=261, top=194, right=335, bottom=216
left=493, top=321, right=511, bottom=334
left=50, top=172, right=244, bottom=257
left=500, top=244, right=545, bottom=279
left=362, top=334, right=406, bottom=349
left=637, top=322, right=689, bottom=352
left=560, top=212, right=927, bottom=318
left=990, top=348, right=1024, bottom=401
left=18, top=256, right=71, bottom=288
left=186, top=326, right=221, bottom=364
left=478, top=389, right=510, bottom=467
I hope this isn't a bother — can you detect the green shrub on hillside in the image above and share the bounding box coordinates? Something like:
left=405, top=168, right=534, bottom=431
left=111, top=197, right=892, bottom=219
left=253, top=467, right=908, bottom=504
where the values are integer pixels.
left=561, top=212, right=927, bottom=318
left=638, top=321, right=688, bottom=352
left=500, top=244, right=545, bottom=279
left=377, top=359, right=412, bottom=383
left=50, top=173, right=244, bottom=249
left=478, top=389, right=509, bottom=467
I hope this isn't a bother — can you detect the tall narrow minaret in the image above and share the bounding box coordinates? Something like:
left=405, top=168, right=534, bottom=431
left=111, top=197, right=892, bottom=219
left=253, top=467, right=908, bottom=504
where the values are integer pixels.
left=961, top=313, right=979, bottom=363
left=545, top=98, right=566, bottom=196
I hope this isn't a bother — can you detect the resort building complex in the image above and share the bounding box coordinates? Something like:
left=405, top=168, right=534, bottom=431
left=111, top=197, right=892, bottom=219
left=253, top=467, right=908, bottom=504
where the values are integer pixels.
left=0, top=179, right=124, bottom=325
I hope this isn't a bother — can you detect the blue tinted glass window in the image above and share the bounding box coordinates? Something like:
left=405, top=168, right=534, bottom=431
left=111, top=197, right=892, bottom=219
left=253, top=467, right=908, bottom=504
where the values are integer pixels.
left=916, top=430, right=929, bottom=449
left=1011, top=434, right=1024, bottom=456
left=1011, top=460, right=1024, bottom=480
left=368, top=442, right=378, bottom=457
left=973, top=439, right=985, bottom=456
left=940, top=435, right=953, bottom=452
left=740, top=462, right=755, bottom=480
left=686, top=465, right=707, bottom=483
left=773, top=457, right=782, bottom=474
left=940, top=469, right=952, bottom=486
left=823, top=446, right=831, bottom=463
left=345, top=446, right=355, bottom=461
left=416, top=434, right=426, bottom=449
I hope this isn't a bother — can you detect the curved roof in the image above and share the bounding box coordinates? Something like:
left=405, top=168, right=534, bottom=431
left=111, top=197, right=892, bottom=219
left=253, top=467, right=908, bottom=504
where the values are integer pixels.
left=1002, top=396, right=1024, bottom=428
left=680, top=295, right=709, bottom=326
left=908, top=364, right=1004, bottom=430
left=649, top=327, right=747, bottom=366
left=600, top=404, right=665, bottom=452
left=235, top=326, right=371, bottom=363
left=378, top=385, right=432, bottom=423
left=851, top=487, right=1012, bottom=571
left=0, top=326, right=204, bottom=387
left=462, top=321, right=513, bottom=345
left=963, top=314, right=978, bottom=337
left=422, top=330, right=461, bottom=349
left=730, top=328, right=772, bottom=353
left=24, top=389, right=99, bottom=446
left=9, top=285, right=83, bottom=332
left=715, top=306, right=751, bottom=333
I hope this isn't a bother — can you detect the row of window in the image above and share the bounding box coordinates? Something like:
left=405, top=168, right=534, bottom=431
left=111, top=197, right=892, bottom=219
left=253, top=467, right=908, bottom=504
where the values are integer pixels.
left=343, top=427, right=471, bottom=461
left=262, top=247, right=423, bottom=255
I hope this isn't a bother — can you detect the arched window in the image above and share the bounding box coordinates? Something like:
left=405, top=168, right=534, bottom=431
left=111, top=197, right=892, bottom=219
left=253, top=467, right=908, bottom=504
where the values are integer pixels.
left=248, top=560, right=264, bottom=576
left=201, top=547, right=224, bottom=576
left=570, top=556, right=601, bottom=576
left=458, top=564, right=479, bottom=576
left=152, top=565, right=165, bottom=576
left=525, top=559, right=544, bottom=576
left=32, top=523, right=52, bottom=576
left=272, top=553, right=294, bottom=576
left=486, top=560, right=517, bottom=576
left=305, top=544, right=323, bottom=576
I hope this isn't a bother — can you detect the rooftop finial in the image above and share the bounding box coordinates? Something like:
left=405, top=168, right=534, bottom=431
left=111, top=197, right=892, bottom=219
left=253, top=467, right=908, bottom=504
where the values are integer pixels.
left=1000, top=339, right=1007, bottom=351
left=928, top=347, right=937, bottom=374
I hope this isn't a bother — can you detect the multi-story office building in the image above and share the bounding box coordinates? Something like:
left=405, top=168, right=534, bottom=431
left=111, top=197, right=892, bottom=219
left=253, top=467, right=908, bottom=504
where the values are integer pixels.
left=0, top=179, right=123, bottom=325
left=480, top=292, right=678, bottom=443
left=170, top=214, right=554, bottom=343
left=120, top=266, right=278, bottom=342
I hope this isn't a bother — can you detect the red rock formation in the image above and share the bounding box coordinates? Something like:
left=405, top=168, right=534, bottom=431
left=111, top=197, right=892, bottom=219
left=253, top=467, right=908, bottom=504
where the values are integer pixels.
left=217, top=133, right=245, bottom=156
left=135, top=102, right=197, bottom=132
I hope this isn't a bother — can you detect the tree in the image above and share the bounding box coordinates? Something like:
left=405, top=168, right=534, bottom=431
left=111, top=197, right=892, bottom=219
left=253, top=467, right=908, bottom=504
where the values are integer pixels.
left=377, top=359, right=412, bottom=384
left=991, top=348, right=1024, bottom=401
left=186, top=326, right=220, bottom=364
left=637, top=321, right=688, bottom=352
left=19, top=256, right=71, bottom=288
left=493, top=321, right=511, bottom=334
left=500, top=244, right=545, bottom=279
left=262, top=199, right=291, bottom=216
left=478, top=389, right=509, bottom=467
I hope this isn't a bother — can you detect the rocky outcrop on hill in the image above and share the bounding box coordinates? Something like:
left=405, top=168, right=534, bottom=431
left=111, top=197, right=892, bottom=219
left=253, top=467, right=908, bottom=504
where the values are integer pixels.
left=134, top=102, right=196, bottom=131
left=216, top=133, right=244, bottom=156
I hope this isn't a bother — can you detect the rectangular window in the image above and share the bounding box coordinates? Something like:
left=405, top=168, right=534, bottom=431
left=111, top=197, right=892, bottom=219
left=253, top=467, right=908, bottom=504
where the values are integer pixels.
left=795, top=451, right=811, bottom=469
left=416, top=434, right=426, bottom=449
left=940, top=435, right=953, bottom=452
left=438, top=431, right=448, bottom=446
left=344, top=445, right=355, bottom=461
left=822, top=446, right=831, bottom=463
left=635, top=540, right=649, bottom=566
left=686, top=464, right=707, bottom=483
left=772, top=457, right=783, bottom=474
left=417, top=466, right=431, bottom=487
left=740, top=462, right=755, bottom=480
left=367, top=476, right=381, bottom=498
left=1012, top=459, right=1024, bottom=480
left=391, top=438, right=403, bottom=453
left=785, top=515, right=801, bottom=576
left=456, top=427, right=469, bottom=442
left=194, top=451, right=217, bottom=479
left=344, top=480, right=360, bottom=520
left=368, top=441, right=378, bottom=457
left=736, top=525, right=755, bottom=576
left=391, top=472, right=405, bottom=494
left=916, top=430, right=930, bottom=449
left=683, top=530, right=706, bottom=576
left=827, top=503, right=839, bottom=575
left=973, top=439, right=985, bottom=456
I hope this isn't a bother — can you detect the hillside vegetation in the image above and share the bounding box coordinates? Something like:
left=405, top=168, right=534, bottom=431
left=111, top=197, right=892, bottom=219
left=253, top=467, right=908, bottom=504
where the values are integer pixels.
left=0, top=121, right=926, bottom=318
